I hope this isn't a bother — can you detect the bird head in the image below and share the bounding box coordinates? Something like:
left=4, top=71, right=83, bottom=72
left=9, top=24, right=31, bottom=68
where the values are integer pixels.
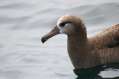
left=41, top=15, right=85, bottom=43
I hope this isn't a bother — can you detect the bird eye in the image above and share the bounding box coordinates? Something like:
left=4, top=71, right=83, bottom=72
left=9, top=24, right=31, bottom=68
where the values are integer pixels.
left=59, top=21, right=72, bottom=27
left=59, top=22, right=65, bottom=27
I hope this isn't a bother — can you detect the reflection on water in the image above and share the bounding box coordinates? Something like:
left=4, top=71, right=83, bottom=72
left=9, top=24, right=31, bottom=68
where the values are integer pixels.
left=0, top=0, right=119, bottom=79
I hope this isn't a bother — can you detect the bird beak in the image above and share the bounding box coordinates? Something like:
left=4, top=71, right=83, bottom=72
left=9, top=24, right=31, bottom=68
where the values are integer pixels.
left=41, top=26, right=60, bottom=43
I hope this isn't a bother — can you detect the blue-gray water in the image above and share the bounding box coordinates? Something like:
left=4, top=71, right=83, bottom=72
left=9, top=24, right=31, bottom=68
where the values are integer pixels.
left=0, top=0, right=119, bottom=79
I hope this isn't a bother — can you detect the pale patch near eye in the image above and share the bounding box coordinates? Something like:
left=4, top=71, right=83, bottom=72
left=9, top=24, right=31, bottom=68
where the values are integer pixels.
left=59, top=28, right=65, bottom=34
left=56, top=18, right=65, bottom=34
left=59, top=23, right=73, bottom=34
left=64, top=23, right=71, bottom=28
left=64, top=23, right=73, bottom=30
left=56, top=24, right=64, bottom=34
left=57, top=17, right=63, bottom=29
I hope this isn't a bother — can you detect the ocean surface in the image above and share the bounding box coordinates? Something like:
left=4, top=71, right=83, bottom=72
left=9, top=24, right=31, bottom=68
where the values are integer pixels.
left=0, top=0, right=119, bottom=79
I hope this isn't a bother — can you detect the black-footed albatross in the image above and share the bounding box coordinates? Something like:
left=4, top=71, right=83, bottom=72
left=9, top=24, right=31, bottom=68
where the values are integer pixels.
left=41, top=15, right=119, bottom=79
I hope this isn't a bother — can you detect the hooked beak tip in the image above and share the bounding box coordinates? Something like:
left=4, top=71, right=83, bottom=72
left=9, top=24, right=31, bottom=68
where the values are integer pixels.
left=41, top=37, right=47, bottom=43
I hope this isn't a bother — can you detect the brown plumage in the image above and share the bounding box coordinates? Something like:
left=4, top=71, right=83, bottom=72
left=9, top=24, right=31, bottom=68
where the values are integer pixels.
left=41, top=15, right=119, bottom=70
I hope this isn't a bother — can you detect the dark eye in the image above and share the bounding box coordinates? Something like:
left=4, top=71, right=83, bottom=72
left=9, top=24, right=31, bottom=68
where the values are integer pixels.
left=59, top=22, right=65, bottom=27
left=59, top=21, right=72, bottom=27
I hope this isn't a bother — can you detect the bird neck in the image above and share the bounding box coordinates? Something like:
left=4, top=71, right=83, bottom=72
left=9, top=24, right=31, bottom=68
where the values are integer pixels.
left=68, top=25, right=88, bottom=53
left=67, top=27, right=96, bottom=69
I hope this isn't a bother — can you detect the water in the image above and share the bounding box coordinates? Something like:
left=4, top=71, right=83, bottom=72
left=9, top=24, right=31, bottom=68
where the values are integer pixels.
left=0, top=0, right=119, bottom=79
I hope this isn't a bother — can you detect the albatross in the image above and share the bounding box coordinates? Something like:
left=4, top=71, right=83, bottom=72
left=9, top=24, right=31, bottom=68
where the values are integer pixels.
left=41, top=15, right=119, bottom=79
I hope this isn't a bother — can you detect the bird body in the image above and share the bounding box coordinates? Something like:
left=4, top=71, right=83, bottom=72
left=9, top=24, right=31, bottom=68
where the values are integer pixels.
left=41, top=15, right=119, bottom=70
left=89, top=24, right=119, bottom=66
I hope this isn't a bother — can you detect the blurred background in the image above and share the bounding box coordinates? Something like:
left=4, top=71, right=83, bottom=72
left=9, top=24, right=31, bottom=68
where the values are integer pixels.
left=0, top=0, right=119, bottom=79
